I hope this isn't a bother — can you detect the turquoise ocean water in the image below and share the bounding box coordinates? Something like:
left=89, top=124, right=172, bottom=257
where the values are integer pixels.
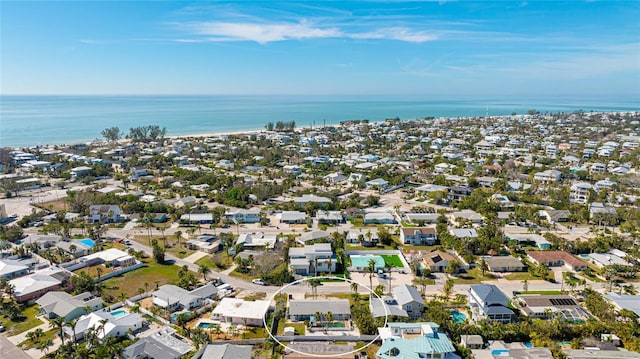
left=1, top=95, right=639, bottom=148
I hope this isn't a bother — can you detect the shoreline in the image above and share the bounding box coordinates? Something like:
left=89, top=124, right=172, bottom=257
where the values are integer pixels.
left=5, top=109, right=639, bottom=150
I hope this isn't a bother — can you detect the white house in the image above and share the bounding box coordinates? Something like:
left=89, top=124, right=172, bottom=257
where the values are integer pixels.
left=65, top=310, right=142, bottom=341
left=289, top=243, right=336, bottom=275
left=468, top=284, right=515, bottom=324
left=211, top=298, right=271, bottom=327
left=88, top=205, right=121, bottom=223
left=400, top=227, right=438, bottom=245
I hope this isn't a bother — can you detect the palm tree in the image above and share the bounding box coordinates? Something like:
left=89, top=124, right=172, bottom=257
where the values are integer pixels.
left=479, top=258, right=489, bottom=276
left=350, top=282, right=359, bottom=294
left=175, top=230, right=183, bottom=247
left=443, top=279, right=454, bottom=301
left=49, top=316, right=66, bottom=345
left=96, top=266, right=103, bottom=281
left=384, top=262, right=393, bottom=294
left=198, top=264, right=211, bottom=281
left=367, top=258, right=376, bottom=294
left=119, top=291, right=127, bottom=306
left=98, top=317, right=109, bottom=339
left=314, top=257, right=319, bottom=277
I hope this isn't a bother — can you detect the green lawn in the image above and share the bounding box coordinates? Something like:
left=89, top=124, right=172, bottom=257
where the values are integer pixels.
left=520, top=290, right=563, bottom=295
left=18, top=329, right=57, bottom=349
left=102, top=259, right=182, bottom=300
left=278, top=322, right=306, bottom=335
left=132, top=235, right=196, bottom=259
left=381, top=254, right=404, bottom=268
left=6, top=304, right=43, bottom=336
left=451, top=268, right=497, bottom=284
left=504, top=272, right=538, bottom=281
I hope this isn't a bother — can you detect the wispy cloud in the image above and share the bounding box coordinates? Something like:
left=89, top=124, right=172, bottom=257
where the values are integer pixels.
left=178, top=20, right=439, bottom=44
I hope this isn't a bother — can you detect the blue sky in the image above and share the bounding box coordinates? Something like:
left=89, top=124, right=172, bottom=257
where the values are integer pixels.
left=1, top=1, right=639, bottom=97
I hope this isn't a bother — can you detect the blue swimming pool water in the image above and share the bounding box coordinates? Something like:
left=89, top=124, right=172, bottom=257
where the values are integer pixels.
left=80, top=238, right=95, bottom=248
left=524, top=342, right=533, bottom=348
left=111, top=310, right=127, bottom=317
left=491, top=349, right=510, bottom=355
left=579, top=254, right=590, bottom=259
left=451, top=310, right=466, bottom=323
left=198, top=322, right=216, bottom=329
left=171, top=311, right=192, bottom=320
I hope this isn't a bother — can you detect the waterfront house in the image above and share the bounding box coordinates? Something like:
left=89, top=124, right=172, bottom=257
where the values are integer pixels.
left=88, top=204, right=121, bottom=223
left=516, top=294, right=591, bottom=321
left=288, top=299, right=351, bottom=321
left=211, top=298, right=271, bottom=327
left=400, top=227, right=438, bottom=245
left=526, top=251, right=587, bottom=271
left=376, top=322, right=458, bottom=359
left=468, top=284, right=515, bottom=324
left=152, top=284, right=217, bottom=312
left=37, top=291, right=103, bottom=321
left=288, top=243, right=336, bottom=275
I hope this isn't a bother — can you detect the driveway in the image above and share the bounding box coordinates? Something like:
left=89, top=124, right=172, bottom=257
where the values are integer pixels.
left=0, top=335, right=31, bottom=359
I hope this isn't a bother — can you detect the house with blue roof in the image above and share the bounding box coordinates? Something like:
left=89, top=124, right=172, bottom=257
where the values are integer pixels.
left=376, top=322, right=460, bottom=359
left=468, top=284, right=515, bottom=324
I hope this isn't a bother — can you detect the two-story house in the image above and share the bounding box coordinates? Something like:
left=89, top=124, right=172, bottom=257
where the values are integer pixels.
left=468, top=284, right=515, bottom=324
left=400, top=227, right=438, bottom=245
left=88, top=205, right=121, bottom=223
left=288, top=243, right=336, bottom=276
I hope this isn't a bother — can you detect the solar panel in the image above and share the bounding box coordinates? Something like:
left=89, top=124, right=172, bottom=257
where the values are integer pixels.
left=549, top=298, right=576, bottom=306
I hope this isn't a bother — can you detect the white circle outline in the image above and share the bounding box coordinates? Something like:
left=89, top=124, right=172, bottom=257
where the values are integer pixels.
left=262, top=275, right=389, bottom=358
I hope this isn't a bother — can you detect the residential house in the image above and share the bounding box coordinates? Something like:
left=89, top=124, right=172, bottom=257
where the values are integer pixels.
left=526, top=251, right=588, bottom=271
left=472, top=342, right=553, bottom=359
left=448, top=186, right=472, bottom=202
left=288, top=299, right=351, bottom=321
left=376, top=322, right=458, bottom=359
left=185, top=235, right=220, bottom=253
left=422, top=250, right=461, bottom=273
left=449, top=210, right=483, bottom=225
left=468, top=284, right=515, bottom=323
left=88, top=204, right=121, bottom=223
left=279, top=211, right=308, bottom=224
left=404, top=212, right=441, bottom=224
left=71, top=166, right=92, bottom=178
left=65, top=310, right=143, bottom=341
left=539, top=209, right=571, bottom=223
left=122, top=326, right=194, bottom=359
left=476, top=176, right=501, bottom=188
left=565, top=350, right=640, bottom=359
left=589, top=202, right=619, bottom=225
left=296, top=230, right=330, bottom=245
left=224, top=209, right=261, bottom=224
left=570, top=183, right=593, bottom=204
left=211, top=298, right=271, bottom=326
left=534, top=169, right=562, bottom=183
left=364, top=212, right=397, bottom=224
left=289, top=243, right=336, bottom=275
left=180, top=212, right=213, bottom=224
left=483, top=256, right=526, bottom=272
left=588, top=249, right=632, bottom=268
left=490, top=194, right=514, bottom=210
left=236, top=232, right=277, bottom=250
left=10, top=267, right=70, bottom=303
left=346, top=229, right=379, bottom=247
left=37, top=291, right=103, bottom=321
left=516, top=295, right=591, bottom=321
left=194, top=344, right=252, bottom=359
left=504, top=232, right=551, bottom=250
left=323, top=172, right=347, bottom=185
left=603, top=293, right=640, bottom=317
left=152, top=284, right=217, bottom=313
left=316, top=210, right=345, bottom=224
left=389, top=285, right=424, bottom=319
left=292, top=194, right=332, bottom=206
left=460, top=335, right=484, bottom=349
left=450, top=228, right=478, bottom=240
left=366, top=178, right=390, bottom=191
left=400, top=227, right=438, bottom=245
left=0, top=259, right=29, bottom=279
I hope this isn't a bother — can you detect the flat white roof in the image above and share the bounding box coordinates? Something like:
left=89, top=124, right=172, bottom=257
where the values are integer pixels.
left=212, top=298, right=270, bottom=320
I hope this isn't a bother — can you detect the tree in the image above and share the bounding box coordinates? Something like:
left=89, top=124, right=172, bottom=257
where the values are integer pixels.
left=100, top=126, right=121, bottom=144
left=152, top=239, right=165, bottom=263
left=367, top=258, right=376, bottom=293
left=445, top=260, right=461, bottom=275
left=198, top=264, right=211, bottom=281
left=385, top=262, right=393, bottom=294
left=479, top=258, right=489, bottom=276
left=49, top=316, right=66, bottom=345
left=443, top=279, right=454, bottom=300
left=350, top=282, right=359, bottom=294
left=175, top=230, right=183, bottom=247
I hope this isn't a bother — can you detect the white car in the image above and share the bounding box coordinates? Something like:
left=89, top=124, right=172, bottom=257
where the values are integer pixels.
left=252, top=279, right=266, bottom=286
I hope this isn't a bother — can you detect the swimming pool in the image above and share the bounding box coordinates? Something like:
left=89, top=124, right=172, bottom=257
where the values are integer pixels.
left=171, top=311, right=192, bottom=320
left=491, top=349, right=509, bottom=356
left=579, top=254, right=590, bottom=259
left=111, top=310, right=127, bottom=317
left=451, top=310, right=466, bottom=323
left=80, top=238, right=95, bottom=248
left=197, top=322, right=217, bottom=329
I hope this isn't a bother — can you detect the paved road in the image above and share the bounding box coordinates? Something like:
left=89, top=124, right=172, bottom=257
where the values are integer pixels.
left=0, top=335, right=31, bottom=359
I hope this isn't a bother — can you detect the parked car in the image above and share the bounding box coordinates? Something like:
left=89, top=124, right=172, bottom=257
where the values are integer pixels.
left=252, top=279, right=266, bottom=286
left=0, top=322, right=5, bottom=332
